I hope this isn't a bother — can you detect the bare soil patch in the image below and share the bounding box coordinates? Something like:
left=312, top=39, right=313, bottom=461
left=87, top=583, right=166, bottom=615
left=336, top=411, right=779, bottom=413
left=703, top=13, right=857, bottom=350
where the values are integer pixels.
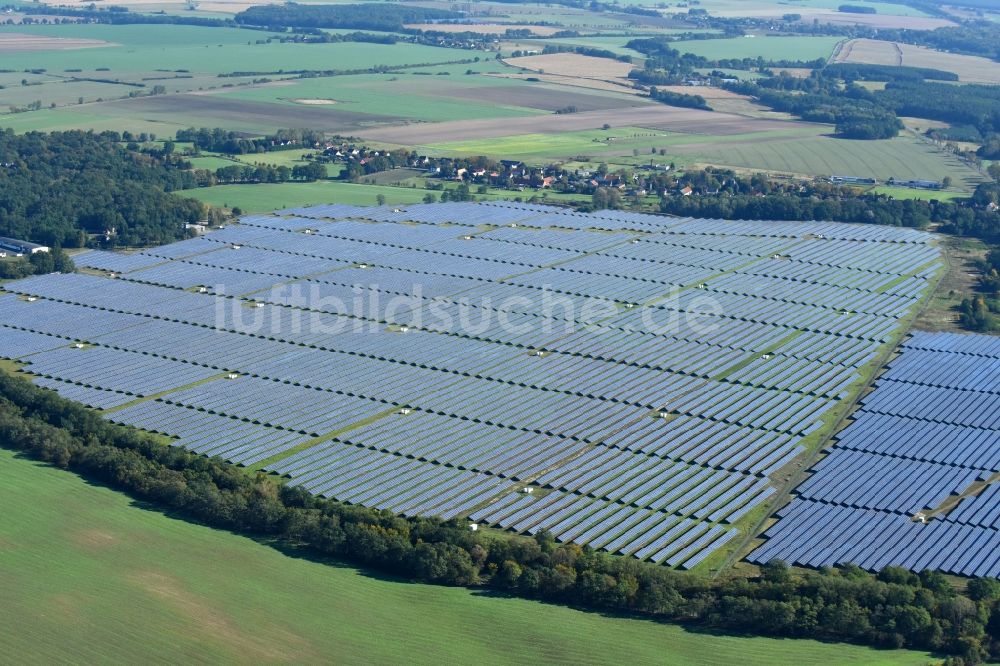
left=505, top=53, right=633, bottom=81
left=833, top=38, right=1000, bottom=84
left=290, top=98, right=339, bottom=105
left=100, top=94, right=403, bottom=132
left=0, top=32, right=113, bottom=53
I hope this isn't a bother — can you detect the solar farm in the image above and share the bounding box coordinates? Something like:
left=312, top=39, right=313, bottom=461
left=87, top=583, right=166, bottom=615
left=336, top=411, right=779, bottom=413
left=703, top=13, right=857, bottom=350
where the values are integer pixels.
left=0, top=202, right=943, bottom=569
left=749, top=332, right=1000, bottom=577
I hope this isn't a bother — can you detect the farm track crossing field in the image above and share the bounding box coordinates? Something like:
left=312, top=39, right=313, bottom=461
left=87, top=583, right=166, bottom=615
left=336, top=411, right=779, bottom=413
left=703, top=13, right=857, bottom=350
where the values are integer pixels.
left=0, top=448, right=935, bottom=665
left=0, top=202, right=941, bottom=569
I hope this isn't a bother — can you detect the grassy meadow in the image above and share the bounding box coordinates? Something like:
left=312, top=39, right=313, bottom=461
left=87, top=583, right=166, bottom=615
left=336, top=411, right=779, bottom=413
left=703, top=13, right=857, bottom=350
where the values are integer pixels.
left=0, top=448, right=937, bottom=665
left=667, top=36, right=844, bottom=62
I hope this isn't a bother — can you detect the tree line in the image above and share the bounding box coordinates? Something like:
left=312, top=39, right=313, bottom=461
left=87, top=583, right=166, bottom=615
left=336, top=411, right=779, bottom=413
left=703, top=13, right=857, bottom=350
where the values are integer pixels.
left=176, top=127, right=326, bottom=155
left=0, top=370, right=997, bottom=663
left=234, top=3, right=460, bottom=31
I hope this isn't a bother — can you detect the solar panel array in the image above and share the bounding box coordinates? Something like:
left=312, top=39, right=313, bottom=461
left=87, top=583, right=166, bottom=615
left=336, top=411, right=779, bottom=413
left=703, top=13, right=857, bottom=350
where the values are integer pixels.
left=2, top=202, right=940, bottom=568
left=749, top=331, right=1000, bottom=577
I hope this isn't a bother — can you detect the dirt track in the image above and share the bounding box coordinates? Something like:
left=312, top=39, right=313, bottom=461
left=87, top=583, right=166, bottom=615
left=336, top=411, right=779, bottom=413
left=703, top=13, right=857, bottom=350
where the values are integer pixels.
left=359, top=106, right=811, bottom=145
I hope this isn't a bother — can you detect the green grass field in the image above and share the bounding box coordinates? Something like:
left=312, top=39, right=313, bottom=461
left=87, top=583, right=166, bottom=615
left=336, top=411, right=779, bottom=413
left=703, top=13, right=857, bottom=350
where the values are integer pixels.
left=669, top=36, right=843, bottom=61
left=217, top=71, right=547, bottom=123
left=870, top=186, right=965, bottom=201
left=0, top=448, right=936, bottom=665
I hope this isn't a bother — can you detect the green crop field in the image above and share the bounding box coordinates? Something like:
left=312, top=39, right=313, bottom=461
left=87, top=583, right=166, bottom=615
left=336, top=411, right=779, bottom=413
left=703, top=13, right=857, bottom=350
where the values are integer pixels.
left=0, top=24, right=466, bottom=75
left=683, top=133, right=983, bottom=187
left=0, top=448, right=936, bottom=665
left=669, top=36, right=843, bottom=61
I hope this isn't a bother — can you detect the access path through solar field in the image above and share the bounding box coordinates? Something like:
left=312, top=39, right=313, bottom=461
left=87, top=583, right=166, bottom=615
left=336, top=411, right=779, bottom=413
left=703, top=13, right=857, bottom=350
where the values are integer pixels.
left=749, top=332, right=1000, bottom=578
left=0, top=202, right=942, bottom=571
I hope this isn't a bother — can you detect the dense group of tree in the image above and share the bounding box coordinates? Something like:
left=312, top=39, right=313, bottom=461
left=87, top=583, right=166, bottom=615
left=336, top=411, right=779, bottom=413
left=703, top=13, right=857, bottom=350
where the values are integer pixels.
left=0, top=370, right=997, bottom=663
left=729, top=61, right=990, bottom=141
left=656, top=168, right=1000, bottom=236
left=876, top=23, right=1000, bottom=63
left=648, top=87, right=711, bottom=110
left=874, top=82, right=1000, bottom=150
left=728, top=76, right=902, bottom=139
left=234, top=3, right=460, bottom=31
left=539, top=44, right=633, bottom=63
left=0, top=129, right=203, bottom=248
left=176, top=127, right=325, bottom=155
left=0, top=247, right=74, bottom=280
left=822, top=63, right=957, bottom=83
left=838, top=4, right=877, bottom=13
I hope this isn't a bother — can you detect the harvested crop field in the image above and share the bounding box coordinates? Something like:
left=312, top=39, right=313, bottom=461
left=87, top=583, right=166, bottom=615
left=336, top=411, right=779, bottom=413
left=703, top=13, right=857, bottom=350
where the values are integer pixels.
left=98, top=94, right=403, bottom=133
left=405, top=23, right=563, bottom=35
left=486, top=72, right=639, bottom=96
left=797, top=12, right=953, bottom=29
left=361, top=106, right=811, bottom=146
left=833, top=38, right=1000, bottom=84
left=439, top=83, right=652, bottom=112
left=0, top=32, right=113, bottom=53
left=504, top=53, right=633, bottom=81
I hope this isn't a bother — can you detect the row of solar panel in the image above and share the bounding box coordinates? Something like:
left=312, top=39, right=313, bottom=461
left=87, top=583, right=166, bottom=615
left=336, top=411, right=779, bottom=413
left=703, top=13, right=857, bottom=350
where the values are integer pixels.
left=749, top=333, right=1000, bottom=576
left=281, top=201, right=932, bottom=244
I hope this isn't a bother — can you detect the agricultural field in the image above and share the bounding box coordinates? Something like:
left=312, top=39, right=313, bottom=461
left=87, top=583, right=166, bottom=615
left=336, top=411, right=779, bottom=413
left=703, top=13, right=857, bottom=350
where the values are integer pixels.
left=666, top=36, right=843, bottom=62
left=0, top=23, right=484, bottom=131
left=681, top=132, right=984, bottom=188
left=412, top=121, right=980, bottom=189
left=362, top=106, right=807, bottom=148
left=832, top=38, right=1000, bottom=84
left=0, top=24, right=462, bottom=73
left=0, top=448, right=936, bottom=665
left=690, top=0, right=955, bottom=29
left=0, top=202, right=942, bottom=569
left=504, top=53, right=635, bottom=81
left=218, top=71, right=650, bottom=121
